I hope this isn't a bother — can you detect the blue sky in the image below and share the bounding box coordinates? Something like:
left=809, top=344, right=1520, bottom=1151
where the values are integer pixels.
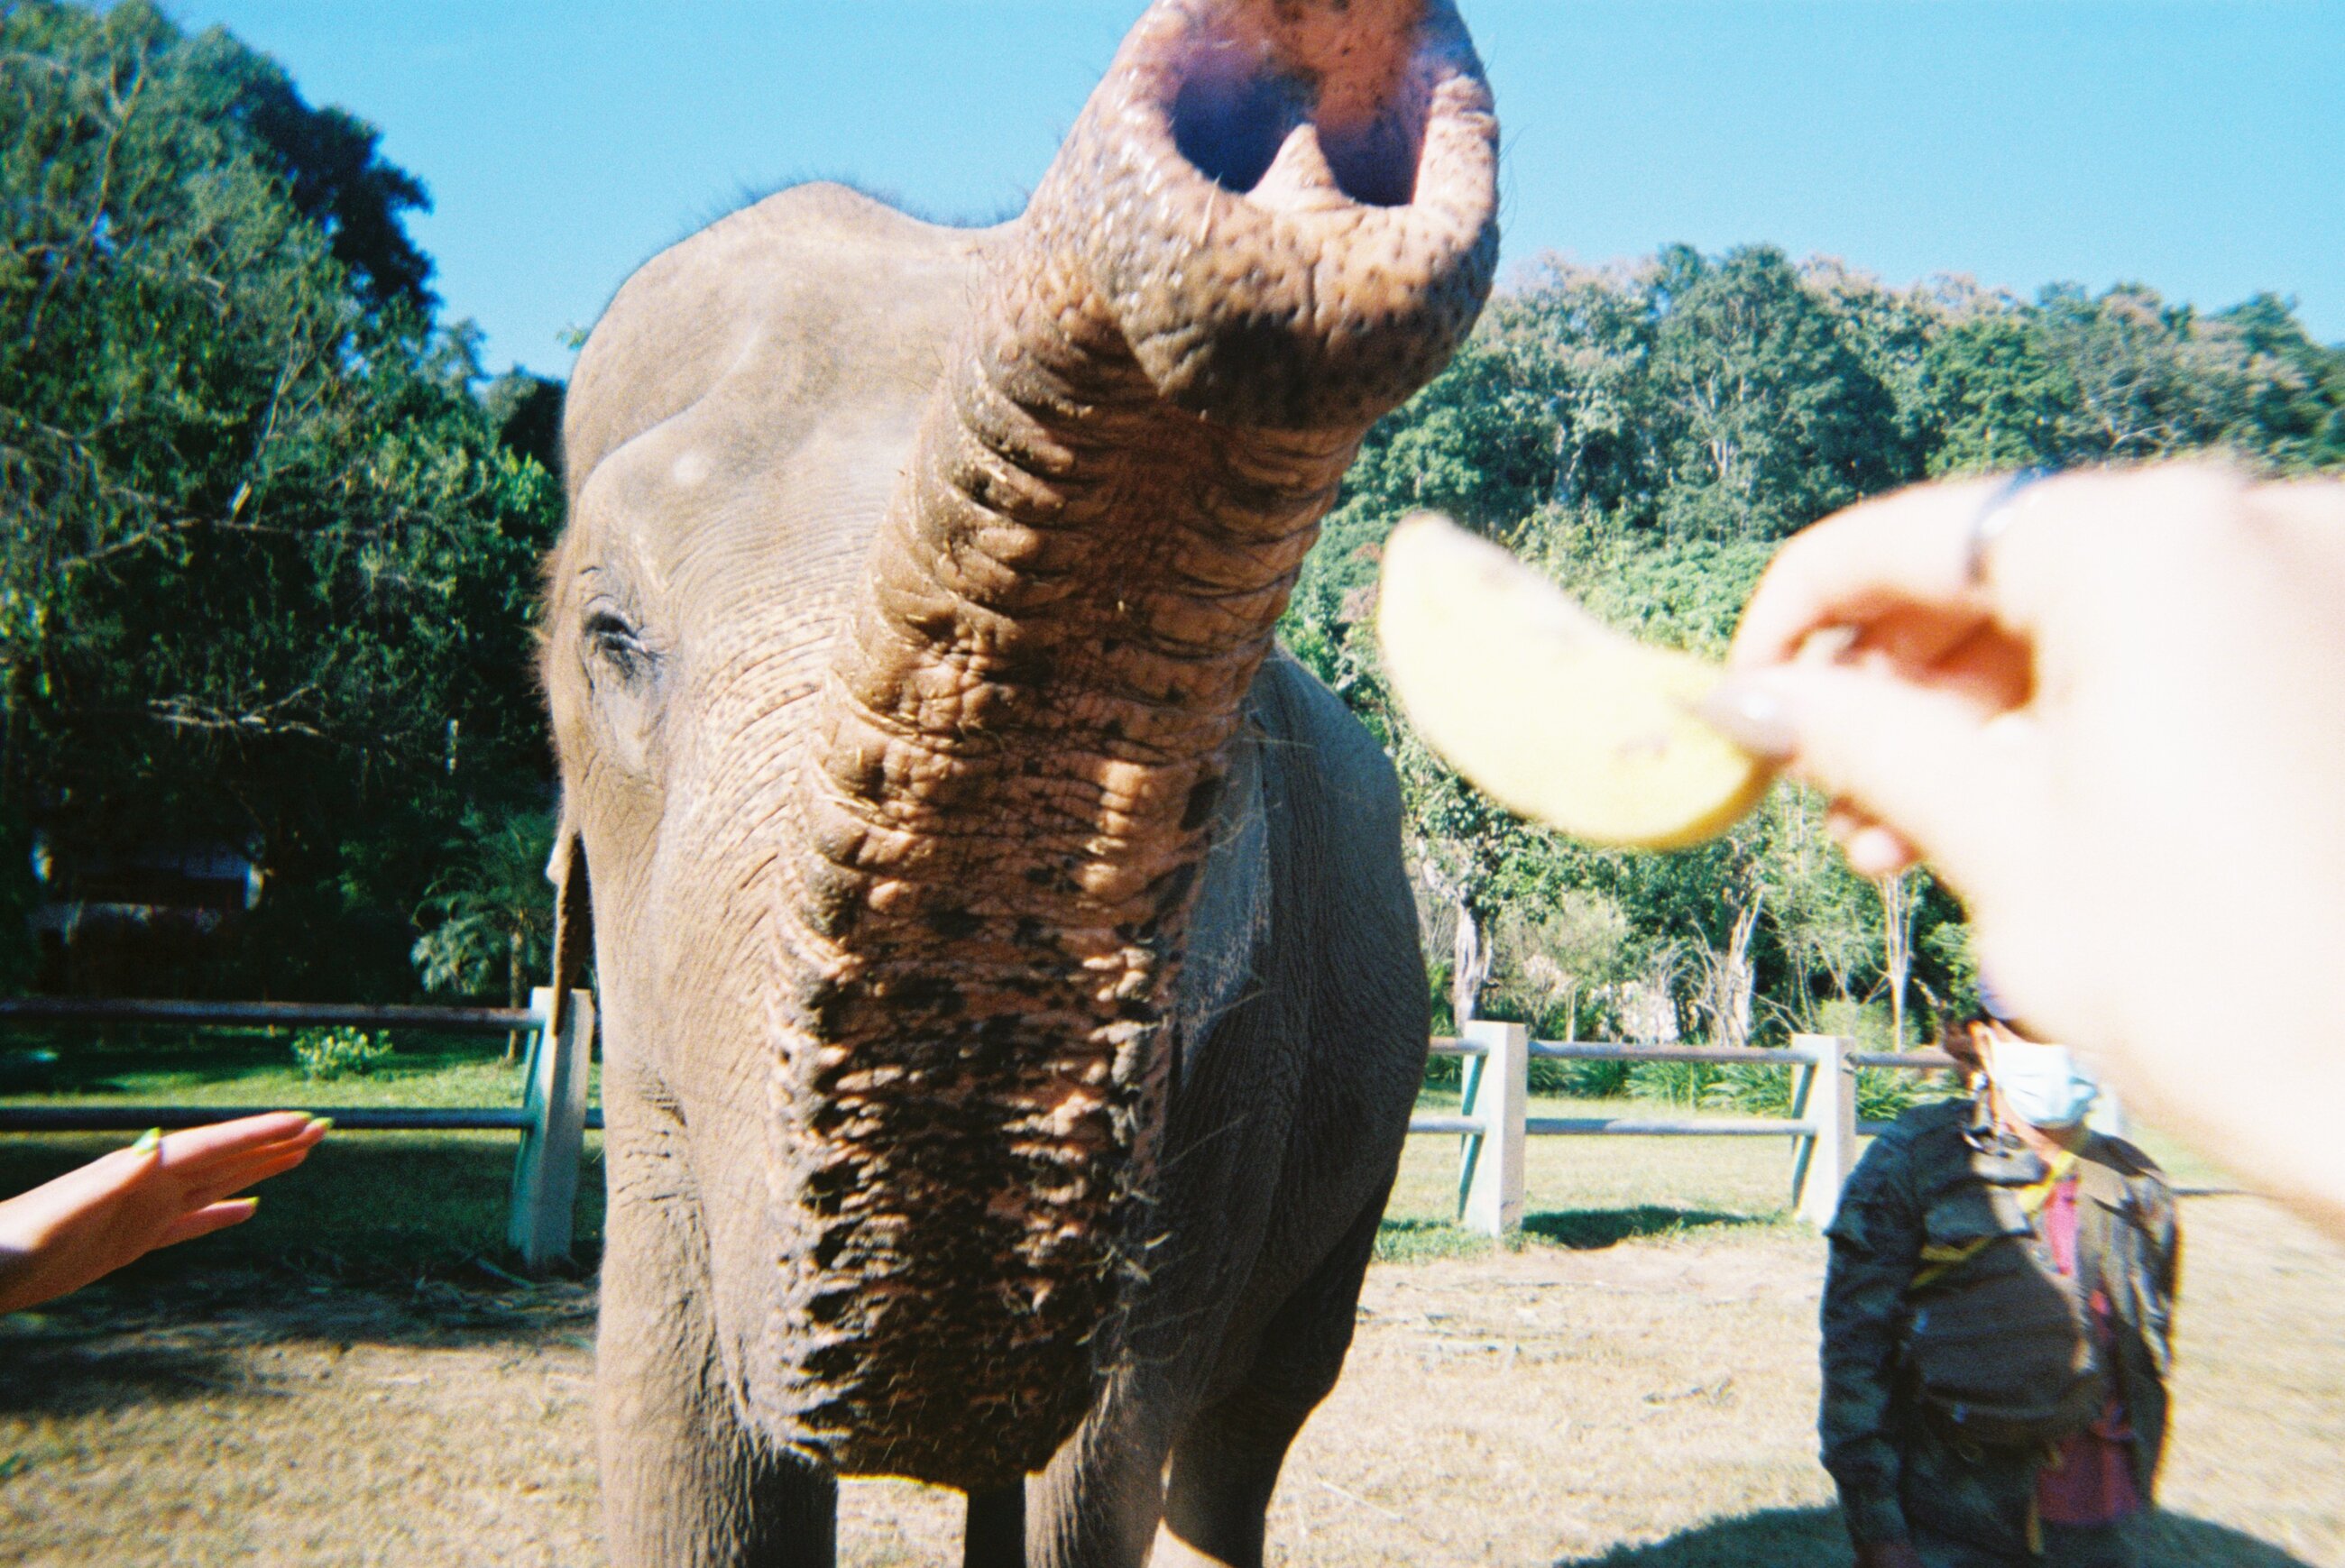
left=168, top=1, right=2344, bottom=377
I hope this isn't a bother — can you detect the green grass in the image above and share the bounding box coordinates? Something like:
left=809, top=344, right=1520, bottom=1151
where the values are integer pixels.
left=1377, top=1089, right=1807, bottom=1262
left=1, top=1033, right=2239, bottom=1290
left=1, top=1036, right=1801, bottom=1284
left=0, top=1022, right=599, bottom=1110
left=1379, top=1085, right=2250, bottom=1263
left=0, top=1132, right=606, bottom=1296
left=0, top=1027, right=604, bottom=1291
left=15, top=1041, right=1773, bottom=1285
left=1371, top=1216, right=1499, bottom=1264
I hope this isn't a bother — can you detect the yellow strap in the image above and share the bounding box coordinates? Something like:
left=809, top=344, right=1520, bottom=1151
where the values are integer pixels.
left=1911, top=1150, right=2076, bottom=1289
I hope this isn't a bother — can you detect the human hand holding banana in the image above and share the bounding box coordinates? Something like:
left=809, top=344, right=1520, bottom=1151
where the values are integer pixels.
left=1376, top=468, right=2345, bottom=1240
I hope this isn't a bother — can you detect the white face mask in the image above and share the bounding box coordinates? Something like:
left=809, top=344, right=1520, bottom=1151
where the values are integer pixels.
left=1989, top=1039, right=2100, bottom=1131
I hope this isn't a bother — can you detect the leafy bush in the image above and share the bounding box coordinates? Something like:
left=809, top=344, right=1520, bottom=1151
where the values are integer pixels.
left=1802, top=999, right=1963, bottom=1121
left=1534, top=1057, right=1630, bottom=1098
left=1712, top=1058, right=1796, bottom=1116
left=1626, top=1059, right=1724, bottom=1109
left=292, top=1028, right=393, bottom=1081
left=1857, top=1065, right=1950, bottom=1123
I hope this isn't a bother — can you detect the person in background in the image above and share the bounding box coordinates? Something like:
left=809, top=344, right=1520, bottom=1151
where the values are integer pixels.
left=1819, top=1004, right=2179, bottom=1568
left=1710, top=463, right=2345, bottom=1237
left=0, top=1111, right=328, bottom=1313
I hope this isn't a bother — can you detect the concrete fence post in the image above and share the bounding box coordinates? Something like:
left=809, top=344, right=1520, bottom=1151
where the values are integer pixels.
left=510, top=986, right=594, bottom=1270
left=1457, top=1018, right=1527, bottom=1236
left=1789, top=1032, right=1857, bottom=1229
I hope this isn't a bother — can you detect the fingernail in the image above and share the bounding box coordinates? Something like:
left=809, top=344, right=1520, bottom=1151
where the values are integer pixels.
left=308, top=1117, right=335, bottom=1134
left=132, top=1128, right=162, bottom=1157
left=1697, top=678, right=1798, bottom=761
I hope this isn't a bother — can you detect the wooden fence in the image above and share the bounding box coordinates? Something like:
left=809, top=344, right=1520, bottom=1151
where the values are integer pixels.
left=0, top=988, right=596, bottom=1270
left=1413, top=1022, right=1967, bottom=1235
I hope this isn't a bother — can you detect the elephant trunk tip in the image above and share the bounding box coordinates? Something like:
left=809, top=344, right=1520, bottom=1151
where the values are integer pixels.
left=1164, top=0, right=1462, bottom=211
left=1056, top=0, right=1499, bottom=429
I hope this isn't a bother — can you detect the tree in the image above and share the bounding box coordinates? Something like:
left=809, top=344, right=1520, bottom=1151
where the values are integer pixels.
left=1644, top=244, right=1917, bottom=541
left=412, top=805, right=557, bottom=1057
left=0, top=2, right=562, bottom=998
left=1878, top=867, right=1918, bottom=1050
left=1492, top=889, right=1628, bottom=1042
left=1923, top=280, right=2345, bottom=474
left=1920, top=308, right=2073, bottom=472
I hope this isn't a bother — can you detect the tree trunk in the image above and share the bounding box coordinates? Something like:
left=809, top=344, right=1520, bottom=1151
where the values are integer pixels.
left=1450, top=894, right=1490, bottom=1030
left=1879, top=870, right=1915, bottom=1050
left=1718, top=897, right=1760, bottom=1051
left=503, top=925, right=525, bottom=1063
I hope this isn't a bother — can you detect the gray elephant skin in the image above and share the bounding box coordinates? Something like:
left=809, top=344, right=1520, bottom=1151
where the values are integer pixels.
left=540, top=1, right=1499, bottom=1563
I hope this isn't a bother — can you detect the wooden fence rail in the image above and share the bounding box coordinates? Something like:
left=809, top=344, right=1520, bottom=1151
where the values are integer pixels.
left=0, top=998, right=540, bottom=1032
left=0, top=987, right=595, bottom=1270
left=1414, top=1022, right=1971, bottom=1235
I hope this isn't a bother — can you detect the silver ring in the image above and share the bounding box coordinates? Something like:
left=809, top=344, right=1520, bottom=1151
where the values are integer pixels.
left=1962, top=468, right=2052, bottom=586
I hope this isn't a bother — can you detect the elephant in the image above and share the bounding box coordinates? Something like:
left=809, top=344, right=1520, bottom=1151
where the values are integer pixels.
left=538, top=1, right=1498, bottom=1563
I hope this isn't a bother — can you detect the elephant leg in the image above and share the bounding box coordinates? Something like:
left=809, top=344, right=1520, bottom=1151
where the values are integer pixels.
left=598, top=1120, right=836, bottom=1567
left=1026, top=1382, right=1178, bottom=1568
left=962, top=1481, right=1024, bottom=1567
left=1150, top=1389, right=1306, bottom=1568
left=1155, top=1193, right=1387, bottom=1568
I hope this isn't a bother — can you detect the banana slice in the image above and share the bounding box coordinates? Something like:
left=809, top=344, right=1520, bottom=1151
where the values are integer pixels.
left=1375, top=512, right=1772, bottom=848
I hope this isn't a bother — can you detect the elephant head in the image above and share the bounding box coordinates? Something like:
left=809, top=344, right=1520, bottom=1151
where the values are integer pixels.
left=544, top=0, right=1497, bottom=1494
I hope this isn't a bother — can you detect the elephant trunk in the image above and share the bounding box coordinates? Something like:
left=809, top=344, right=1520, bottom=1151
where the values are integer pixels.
left=762, top=0, right=1497, bottom=1487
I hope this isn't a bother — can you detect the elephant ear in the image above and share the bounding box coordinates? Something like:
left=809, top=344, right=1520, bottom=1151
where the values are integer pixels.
left=545, top=821, right=594, bottom=1028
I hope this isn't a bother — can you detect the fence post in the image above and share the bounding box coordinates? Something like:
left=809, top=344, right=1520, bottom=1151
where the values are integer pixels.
left=1456, top=1018, right=1527, bottom=1236
left=510, top=986, right=594, bottom=1270
left=1789, top=1032, right=1856, bottom=1229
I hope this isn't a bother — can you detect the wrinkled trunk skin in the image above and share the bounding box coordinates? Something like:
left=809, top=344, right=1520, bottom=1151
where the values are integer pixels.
left=767, top=0, right=1494, bottom=1486
left=550, top=0, right=1497, bottom=1539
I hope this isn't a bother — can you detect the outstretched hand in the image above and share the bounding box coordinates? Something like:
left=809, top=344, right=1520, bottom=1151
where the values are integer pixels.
left=0, top=1112, right=329, bottom=1313
left=1710, top=463, right=2345, bottom=1235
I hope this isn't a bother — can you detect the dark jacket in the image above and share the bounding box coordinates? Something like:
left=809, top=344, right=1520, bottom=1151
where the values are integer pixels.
left=1819, top=1099, right=2181, bottom=1554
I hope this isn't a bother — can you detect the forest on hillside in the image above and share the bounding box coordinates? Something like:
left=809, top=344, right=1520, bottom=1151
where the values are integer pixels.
left=1281, top=245, right=2345, bottom=1068
left=5, top=2, right=2342, bottom=1059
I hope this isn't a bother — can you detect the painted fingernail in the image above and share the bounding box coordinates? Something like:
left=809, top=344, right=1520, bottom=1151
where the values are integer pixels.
left=132, top=1128, right=162, bottom=1157
left=308, top=1117, right=335, bottom=1134
left=1697, top=679, right=1798, bottom=761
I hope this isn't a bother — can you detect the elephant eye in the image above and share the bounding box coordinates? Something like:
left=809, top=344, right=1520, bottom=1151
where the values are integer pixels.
left=584, top=607, right=655, bottom=684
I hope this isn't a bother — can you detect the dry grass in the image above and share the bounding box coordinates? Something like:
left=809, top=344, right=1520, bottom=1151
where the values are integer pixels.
left=0, top=1111, right=2339, bottom=1566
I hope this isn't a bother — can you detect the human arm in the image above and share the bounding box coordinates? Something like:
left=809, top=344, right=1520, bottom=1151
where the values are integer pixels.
left=0, top=1112, right=328, bottom=1313
left=1713, top=464, right=2345, bottom=1237
left=1820, top=1132, right=1926, bottom=1551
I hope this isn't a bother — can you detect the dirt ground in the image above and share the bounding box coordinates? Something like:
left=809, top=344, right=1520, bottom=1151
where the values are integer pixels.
left=2, top=1169, right=2340, bottom=1565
